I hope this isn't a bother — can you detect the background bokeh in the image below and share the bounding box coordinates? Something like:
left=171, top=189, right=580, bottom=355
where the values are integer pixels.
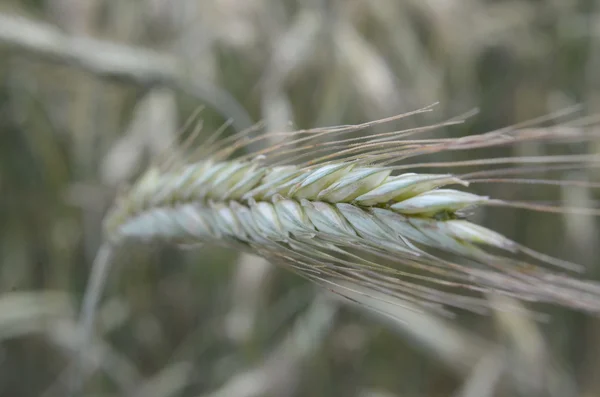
left=1, top=0, right=600, bottom=396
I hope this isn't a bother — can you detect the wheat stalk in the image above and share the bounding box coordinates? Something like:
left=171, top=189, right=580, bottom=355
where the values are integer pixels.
left=72, top=105, right=600, bottom=394
left=96, top=105, right=600, bottom=317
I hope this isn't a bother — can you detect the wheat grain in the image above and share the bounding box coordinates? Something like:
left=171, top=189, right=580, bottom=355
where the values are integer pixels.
left=99, top=107, right=600, bottom=316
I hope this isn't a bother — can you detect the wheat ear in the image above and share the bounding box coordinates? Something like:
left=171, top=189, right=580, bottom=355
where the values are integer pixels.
left=98, top=106, right=600, bottom=316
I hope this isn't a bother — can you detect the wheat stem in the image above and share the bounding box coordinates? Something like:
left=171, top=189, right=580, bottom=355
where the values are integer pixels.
left=72, top=242, right=115, bottom=396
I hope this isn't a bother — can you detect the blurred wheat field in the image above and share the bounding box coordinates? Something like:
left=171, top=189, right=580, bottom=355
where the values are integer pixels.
left=1, top=1, right=600, bottom=397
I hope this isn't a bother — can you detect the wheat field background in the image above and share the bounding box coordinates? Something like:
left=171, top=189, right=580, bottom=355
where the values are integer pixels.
left=1, top=0, right=600, bottom=396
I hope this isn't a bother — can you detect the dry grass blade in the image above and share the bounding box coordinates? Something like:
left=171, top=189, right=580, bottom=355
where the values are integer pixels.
left=0, top=291, right=72, bottom=340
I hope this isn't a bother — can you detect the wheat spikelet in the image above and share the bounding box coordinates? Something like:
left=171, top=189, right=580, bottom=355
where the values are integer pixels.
left=94, top=105, right=600, bottom=317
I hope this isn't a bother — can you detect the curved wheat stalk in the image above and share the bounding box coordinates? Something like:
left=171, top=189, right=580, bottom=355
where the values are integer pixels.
left=97, top=105, right=600, bottom=317
left=72, top=105, right=600, bottom=394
